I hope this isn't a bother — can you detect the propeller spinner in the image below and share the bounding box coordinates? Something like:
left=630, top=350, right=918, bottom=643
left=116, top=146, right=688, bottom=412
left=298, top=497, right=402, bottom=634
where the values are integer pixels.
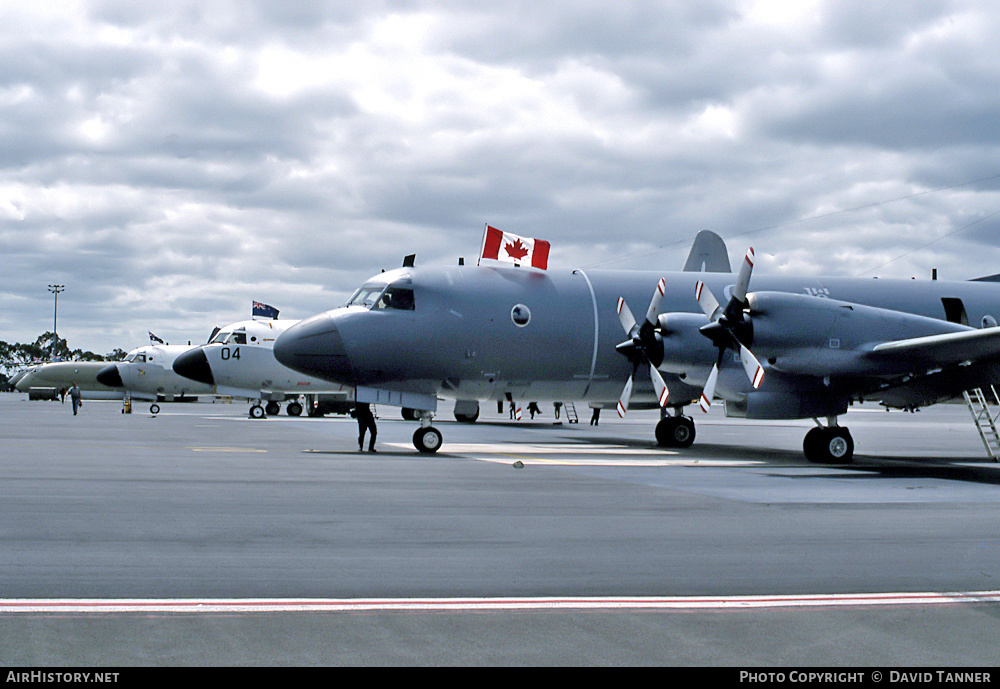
left=615, top=278, right=670, bottom=417
left=694, top=248, right=765, bottom=412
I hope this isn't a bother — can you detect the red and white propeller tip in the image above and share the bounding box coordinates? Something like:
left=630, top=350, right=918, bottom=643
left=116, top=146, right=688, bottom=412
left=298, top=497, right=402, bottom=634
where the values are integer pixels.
left=695, top=247, right=765, bottom=412
left=615, top=279, right=670, bottom=417
left=699, top=365, right=719, bottom=412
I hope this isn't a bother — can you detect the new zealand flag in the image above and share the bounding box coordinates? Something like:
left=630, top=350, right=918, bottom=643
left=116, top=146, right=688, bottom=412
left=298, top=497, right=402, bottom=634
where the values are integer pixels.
left=252, top=301, right=279, bottom=319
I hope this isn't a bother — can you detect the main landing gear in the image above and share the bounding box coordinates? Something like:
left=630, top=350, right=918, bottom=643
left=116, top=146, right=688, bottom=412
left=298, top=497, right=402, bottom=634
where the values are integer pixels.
left=652, top=409, right=854, bottom=464
left=655, top=409, right=696, bottom=448
left=803, top=420, right=854, bottom=464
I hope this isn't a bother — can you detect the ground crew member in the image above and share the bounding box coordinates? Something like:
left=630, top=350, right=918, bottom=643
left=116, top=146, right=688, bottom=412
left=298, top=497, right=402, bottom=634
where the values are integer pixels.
left=356, top=402, right=377, bottom=452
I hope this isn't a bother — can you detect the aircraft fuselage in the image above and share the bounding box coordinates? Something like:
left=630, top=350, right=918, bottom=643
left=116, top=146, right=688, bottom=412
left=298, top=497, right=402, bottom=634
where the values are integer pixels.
left=274, top=264, right=1000, bottom=413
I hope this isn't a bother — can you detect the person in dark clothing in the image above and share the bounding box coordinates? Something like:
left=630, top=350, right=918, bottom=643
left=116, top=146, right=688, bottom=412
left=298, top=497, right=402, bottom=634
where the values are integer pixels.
left=68, top=383, right=82, bottom=416
left=356, top=402, right=377, bottom=452
left=590, top=406, right=600, bottom=426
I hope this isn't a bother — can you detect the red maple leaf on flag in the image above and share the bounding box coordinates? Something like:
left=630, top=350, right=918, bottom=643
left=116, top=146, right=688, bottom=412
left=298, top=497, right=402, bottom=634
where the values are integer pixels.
left=504, top=238, right=529, bottom=260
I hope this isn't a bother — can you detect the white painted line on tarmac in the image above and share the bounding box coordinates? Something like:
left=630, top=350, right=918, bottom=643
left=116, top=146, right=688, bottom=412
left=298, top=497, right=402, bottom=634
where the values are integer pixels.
left=2, top=591, right=999, bottom=613
left=188, top=447, right=268, bottom=453
left=384, top=442, right=764, bottom=466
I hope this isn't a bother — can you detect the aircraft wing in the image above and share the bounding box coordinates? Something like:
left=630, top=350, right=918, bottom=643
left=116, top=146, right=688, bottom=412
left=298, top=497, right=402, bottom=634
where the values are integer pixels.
left=868, top=325, right=1000, bottom=367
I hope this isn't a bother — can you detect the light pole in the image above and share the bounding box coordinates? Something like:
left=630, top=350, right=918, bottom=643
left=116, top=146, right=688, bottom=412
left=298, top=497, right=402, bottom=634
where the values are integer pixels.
left=47, top=284, right=64, bottom=352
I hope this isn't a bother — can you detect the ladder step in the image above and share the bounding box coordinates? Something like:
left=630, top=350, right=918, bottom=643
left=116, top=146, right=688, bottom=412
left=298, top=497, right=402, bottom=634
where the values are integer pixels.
left=964, top=387, right=1000, bottom=460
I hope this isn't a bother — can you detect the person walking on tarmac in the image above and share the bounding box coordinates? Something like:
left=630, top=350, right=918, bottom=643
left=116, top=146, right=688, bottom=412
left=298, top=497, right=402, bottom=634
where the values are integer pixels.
left=355, top=402, right=377, bottom=452
left=68, top=382, right=82, bottom=416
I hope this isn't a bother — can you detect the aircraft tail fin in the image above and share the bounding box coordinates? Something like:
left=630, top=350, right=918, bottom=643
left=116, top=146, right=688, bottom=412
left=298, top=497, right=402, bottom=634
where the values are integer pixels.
left=683, top=230, right=731, bottom=273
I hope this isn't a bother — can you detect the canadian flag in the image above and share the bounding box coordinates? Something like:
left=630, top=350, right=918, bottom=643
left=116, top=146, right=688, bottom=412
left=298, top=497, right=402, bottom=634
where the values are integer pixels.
left=479, top=225, right=550, bottom=270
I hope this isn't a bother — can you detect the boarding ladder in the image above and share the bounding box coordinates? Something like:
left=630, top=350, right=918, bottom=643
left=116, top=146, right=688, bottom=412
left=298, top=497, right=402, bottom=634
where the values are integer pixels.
left=963, top=386, right=1000, bottom=460
left=563, top=402, right=579, bottom=424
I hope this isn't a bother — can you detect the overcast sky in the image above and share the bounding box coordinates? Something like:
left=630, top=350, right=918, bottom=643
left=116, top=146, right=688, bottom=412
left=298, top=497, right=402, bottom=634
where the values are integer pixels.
left=3, top=0, right=1000, bottom=355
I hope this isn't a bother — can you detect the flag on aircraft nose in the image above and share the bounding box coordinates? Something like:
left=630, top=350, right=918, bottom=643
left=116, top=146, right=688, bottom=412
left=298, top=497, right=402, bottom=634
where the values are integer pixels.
left=253, top=301, right=280, bottom=319
left=479, top=225, right=550, bottom=270
left=148, top=332, right=164, bottom=344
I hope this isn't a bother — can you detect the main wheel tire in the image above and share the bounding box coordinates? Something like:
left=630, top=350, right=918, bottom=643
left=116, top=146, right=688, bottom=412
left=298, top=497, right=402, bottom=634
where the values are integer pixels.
left=250, top=404, right=265, bottom=419
left=825, top=427, right=854, bottom=464
left=655, top=417, right=696, bottom=448
left=803, top=427, right=854, bottom=464
left=286, top=402, right=303, bottom=416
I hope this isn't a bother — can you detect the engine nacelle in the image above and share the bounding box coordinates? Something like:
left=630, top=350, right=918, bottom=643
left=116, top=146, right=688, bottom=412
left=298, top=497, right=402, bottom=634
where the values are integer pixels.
left=724, top=391, right=848, bottom=420
left=656, top=312, right=716, bottom=372
left=746, top=291, right=970, bottom=376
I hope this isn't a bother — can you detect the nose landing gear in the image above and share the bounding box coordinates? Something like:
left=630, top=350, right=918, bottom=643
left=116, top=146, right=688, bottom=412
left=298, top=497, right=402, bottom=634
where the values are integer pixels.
left=413, top=411, right=442, bottom=453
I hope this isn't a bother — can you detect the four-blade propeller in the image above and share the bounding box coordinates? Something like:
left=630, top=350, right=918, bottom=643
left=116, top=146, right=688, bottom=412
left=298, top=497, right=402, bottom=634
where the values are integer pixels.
left=613, top=247, right=767, bottom=417
left=614, top=278, right=670, bottom=417
left=693, top=247, right=765, bottom=411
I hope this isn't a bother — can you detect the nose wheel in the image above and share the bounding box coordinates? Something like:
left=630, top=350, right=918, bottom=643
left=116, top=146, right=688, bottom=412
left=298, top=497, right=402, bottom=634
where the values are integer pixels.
left=413, top=426, right=443, bottom=453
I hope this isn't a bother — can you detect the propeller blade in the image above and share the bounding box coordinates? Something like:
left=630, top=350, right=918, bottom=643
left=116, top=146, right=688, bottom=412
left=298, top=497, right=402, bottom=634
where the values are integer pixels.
left=732, top=247, right=754, bottom=304
left=644, top=278, right=666, bottom=327
left=616, top=296, right=636, bottom=334
left=616, top=374, right=634, bottom=418
left=698, top=365, right=718, bottom=412
left=617, top=281, right=670, bottom=415
left=695, top=280, right=721, bottom=320
left=649, top=365, right=670, bottom=407
left=739, top=344, right=765, bottom=389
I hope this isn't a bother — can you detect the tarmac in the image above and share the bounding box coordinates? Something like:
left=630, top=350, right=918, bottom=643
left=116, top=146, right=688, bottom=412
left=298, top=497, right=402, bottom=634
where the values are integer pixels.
left=2, top=392, right=1000, bottom=666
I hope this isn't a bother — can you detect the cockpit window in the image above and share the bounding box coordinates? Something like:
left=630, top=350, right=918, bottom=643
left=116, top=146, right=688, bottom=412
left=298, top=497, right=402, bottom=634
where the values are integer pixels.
left=347, top=284, right=387, bottom=309
left=229, top=331, right=247, bottom=344
left=210, top=330, right=231, bottom=344
left=347, top=283, right=415, bottom=311
left=375, top=286, right=415, bottom=311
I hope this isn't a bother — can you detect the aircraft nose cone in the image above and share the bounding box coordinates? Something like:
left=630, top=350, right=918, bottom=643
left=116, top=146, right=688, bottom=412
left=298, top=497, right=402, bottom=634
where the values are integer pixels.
left=172, top=348, right=215, bottom=386
left=274, top=313, right=354, bottom=384
left=97, top=364, right=124, bottom=388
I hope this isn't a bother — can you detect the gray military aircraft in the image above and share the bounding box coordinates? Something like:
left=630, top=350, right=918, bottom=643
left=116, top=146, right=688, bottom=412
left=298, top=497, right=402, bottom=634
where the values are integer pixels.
left=272, top=233, right=1000, bottom=462
left=171, top=318, right=353, bottom=418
